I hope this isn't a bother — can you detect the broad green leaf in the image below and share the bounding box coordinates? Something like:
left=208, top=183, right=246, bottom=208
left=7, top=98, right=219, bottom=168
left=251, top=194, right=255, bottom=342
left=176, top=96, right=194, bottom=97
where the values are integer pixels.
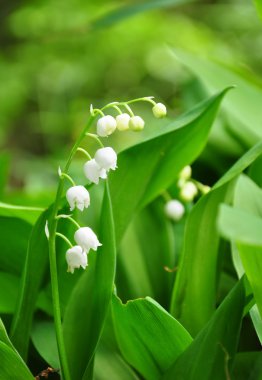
left=218, top=176, right=262, bottom=320
left=170, top=49, right=262, bottom=146
left=31, top=320, right=59, bottom=369
left=171, top=140, right=262, bottom=335
left=0, top=153, right=9, bottom=197
left=0, top=216, right=31, bottom=275
left=92, top=0, right=195, bottom=29
left=218, top=205, right=262, bottom=246
left=110, top=88, right=230, bottom=245
left=164, top=278, right=247, bottom=380
left=0, top=341, right=34, bottom=380
left=0, top=202, right=43, bottom=224
left=63, top=182, right=116, bottom=380
left=0, top=272, right=20, bottom=313
left=10, top=209, right=50, bottom=360
left=112, top=295, right=192, bottom=380
left=0, top=319, right=34, bottom=380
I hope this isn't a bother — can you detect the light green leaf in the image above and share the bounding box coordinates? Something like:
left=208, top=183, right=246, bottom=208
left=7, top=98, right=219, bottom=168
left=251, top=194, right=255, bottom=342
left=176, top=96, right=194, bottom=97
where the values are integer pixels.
left=112, top=295, right=192, bottom=380
left=0, top=202, right=43, bottom=224
left=170, top=48, right=262, bottom=146
left=254, top=0, right=262, bottom=21
left=63, top=181, right=116, bottom=380
left=170, top=141, right=262, bottom=336
left=110, top=88, right=231, bottom=245
left=0, top=341, right=34, bottom=380
left=164, top=278, right=247, bottom=380
left=10, top=209, right=50, bottom=360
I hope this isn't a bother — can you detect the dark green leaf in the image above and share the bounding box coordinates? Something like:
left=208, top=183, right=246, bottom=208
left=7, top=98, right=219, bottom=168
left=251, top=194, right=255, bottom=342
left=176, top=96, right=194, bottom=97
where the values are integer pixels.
left=0, top=342, right=34, bottom=380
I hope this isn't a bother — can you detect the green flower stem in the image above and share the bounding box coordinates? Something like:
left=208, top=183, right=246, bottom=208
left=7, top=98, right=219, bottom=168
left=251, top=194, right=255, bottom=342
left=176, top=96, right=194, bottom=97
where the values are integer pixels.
left=86, top=133, right=104, bottom=147
left=56, top=214, right=81, bottom=229
left=162, top=191, right=172, bottom=202
left=56, top=232, right=73, bottom=248
left=123, top=103, right=135, bottom=117
left=76, top=147, right=92, bottom=160
left=60, top=172, right=76, bottom=187
left=48, top=115, right=95, bottom=380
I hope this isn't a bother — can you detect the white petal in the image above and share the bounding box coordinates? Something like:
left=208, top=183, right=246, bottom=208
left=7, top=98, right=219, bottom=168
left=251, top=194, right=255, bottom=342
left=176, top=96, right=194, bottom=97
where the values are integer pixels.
left=66, top=186, right=90, bottom=211
left=66, top=245, right=88, bottom=274
left=164, top=200, right=185, bottom=221
left=152, top=103, right=167, bottom=118
left=74, top=227, right=102, bottom=252
left=83, top=159, right=103, bottom=184
left=116, top=113, right=130, bottom=131
left=97, top=115, right=117, bottom=137
left=129, top=116, right=145, bottom=131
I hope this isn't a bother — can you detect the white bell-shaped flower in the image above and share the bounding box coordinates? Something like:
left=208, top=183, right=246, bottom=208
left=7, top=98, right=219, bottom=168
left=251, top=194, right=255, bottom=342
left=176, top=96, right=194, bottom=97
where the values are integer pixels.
left=129, top=116, right=145, bottom=131
left=164, top=200, right=185, bottom=222
left=83, top=159, right=107, bottom=184
left=179, top=165, right=192, bottom=181
left=66, top=245, right=87, bottom=274
left=94, top=147, right=117, bottom=171
left=66, top=185, right=90, bottom=211
left=97, top=115, right=117, bottom=137
left=116, top=113, right=131, bottom=131
left=180, top=181, right=198, bottom=202
left=152, top=103, right=167, bottom=118
left=74, top=227, right=102, bottom=253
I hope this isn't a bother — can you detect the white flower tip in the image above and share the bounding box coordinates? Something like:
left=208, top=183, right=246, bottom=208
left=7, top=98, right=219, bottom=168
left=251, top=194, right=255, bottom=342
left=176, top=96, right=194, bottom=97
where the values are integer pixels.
left=152, top=103, right=167, bottom=118
left=94, top=147, right=117, bottom=171
left=97, top=115, right=117, bottom=137
left=179, top=181, right=198, bottom=202
left=66, top=186, right=90, bottom=212
left=45, top=220, right=50, bottom=239
left=58, top=166, right=62, bottom=177
left=179, top=165, right=192, bottom=181
left=90, top=104, right=94, bottom=115
left=116, top=113, right=131, bottom=131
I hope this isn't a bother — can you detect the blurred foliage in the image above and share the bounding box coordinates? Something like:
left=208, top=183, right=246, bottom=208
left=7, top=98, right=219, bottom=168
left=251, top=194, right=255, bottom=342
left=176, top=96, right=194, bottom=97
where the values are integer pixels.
left=0, top=0, right=261, bottom=207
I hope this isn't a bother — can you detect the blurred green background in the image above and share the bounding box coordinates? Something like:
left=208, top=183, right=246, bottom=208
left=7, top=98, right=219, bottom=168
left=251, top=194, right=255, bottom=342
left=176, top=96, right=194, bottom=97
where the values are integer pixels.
left=0, top=0, right=261, bottom=206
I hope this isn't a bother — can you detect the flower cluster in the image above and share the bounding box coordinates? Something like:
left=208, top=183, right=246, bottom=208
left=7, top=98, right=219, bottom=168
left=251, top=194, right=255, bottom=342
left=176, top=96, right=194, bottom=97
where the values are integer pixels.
left=164, top=165, right=211, bottom=222
left=51, top=97, right=167, bottom=273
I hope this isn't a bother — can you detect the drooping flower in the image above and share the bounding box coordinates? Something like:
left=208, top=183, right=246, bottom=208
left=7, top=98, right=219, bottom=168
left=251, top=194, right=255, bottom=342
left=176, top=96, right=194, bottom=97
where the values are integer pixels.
left=164, top=200, right=185, bottom=222
left=152, top=103, right=167, bottom=118
left=129, top=116, right=145, bottom=131
left=116, top=113, right=131, bottom=131
left=66, top=185, right=90, bottom=211
left=179, top=165, right=192, bottom=181
left=74, top=227, right=102, bottom=253
left=179, top=181, right=198, bottom=202
left=94, top=147, right=117, bottom=171
left=83, top=159, right=107, bottom=184
left=66, top=245, right=87, bottom=274
left=96, top=115, right=117, bottom=137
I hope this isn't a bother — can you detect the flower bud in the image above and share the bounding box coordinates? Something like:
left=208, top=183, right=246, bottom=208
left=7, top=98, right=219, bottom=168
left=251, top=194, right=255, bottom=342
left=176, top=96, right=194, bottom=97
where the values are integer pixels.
left=164, top=200, right=185, bottom=221
left=129, top=116, right=145, bottom=131
left=94, top=147, right=117, bottom=171
left=179, top=181, right=198, bottom=202
left=152, top=103, right=167, bottom=118
left=179, top=165, right=192, bottom=181
left=116, top=113, right=131, bottom=131
left=97, top=115, right=117, bottom=137
left=83, top=159, right=107, bottom=184
left=74, top=227, right=102, bottom=253
left=66, top=245, right=87, bottom=274
left=66, top=185, right=90, bottom=212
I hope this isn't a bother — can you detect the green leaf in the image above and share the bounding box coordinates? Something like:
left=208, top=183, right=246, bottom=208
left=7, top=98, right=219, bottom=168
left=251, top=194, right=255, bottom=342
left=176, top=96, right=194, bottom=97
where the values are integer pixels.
left=170, top=49, right=262, bottom=146
left=0, top=216, right=31, bottom=275
left=0, top=341, right=34, bottom=380
left=92, top=0, right=195, bottom=29
left=31, top=320, right=59, bottom=369
left=232, top=351, right=262, bottom=380
left=63, top=181, right=116, bottom=380
left=0, top=202, right=43, bottom=224
left=0, top=272, right=20, bottom=313
left=10, top=209, right=50, bottom=360
left=0, top=153, right=9, bottom=197
left=254, top=0, right=262, bottom=21
left=164, top=278, right=247, bottom=380
left=110, top=88, right=231, bottom=245
left=112, top=295, right=192, bottom=380
left=218, top=175, right=262, bottom=321
left=0, top=320, right=34, bottom=380
left=170, top=141, right=262, bottom=336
